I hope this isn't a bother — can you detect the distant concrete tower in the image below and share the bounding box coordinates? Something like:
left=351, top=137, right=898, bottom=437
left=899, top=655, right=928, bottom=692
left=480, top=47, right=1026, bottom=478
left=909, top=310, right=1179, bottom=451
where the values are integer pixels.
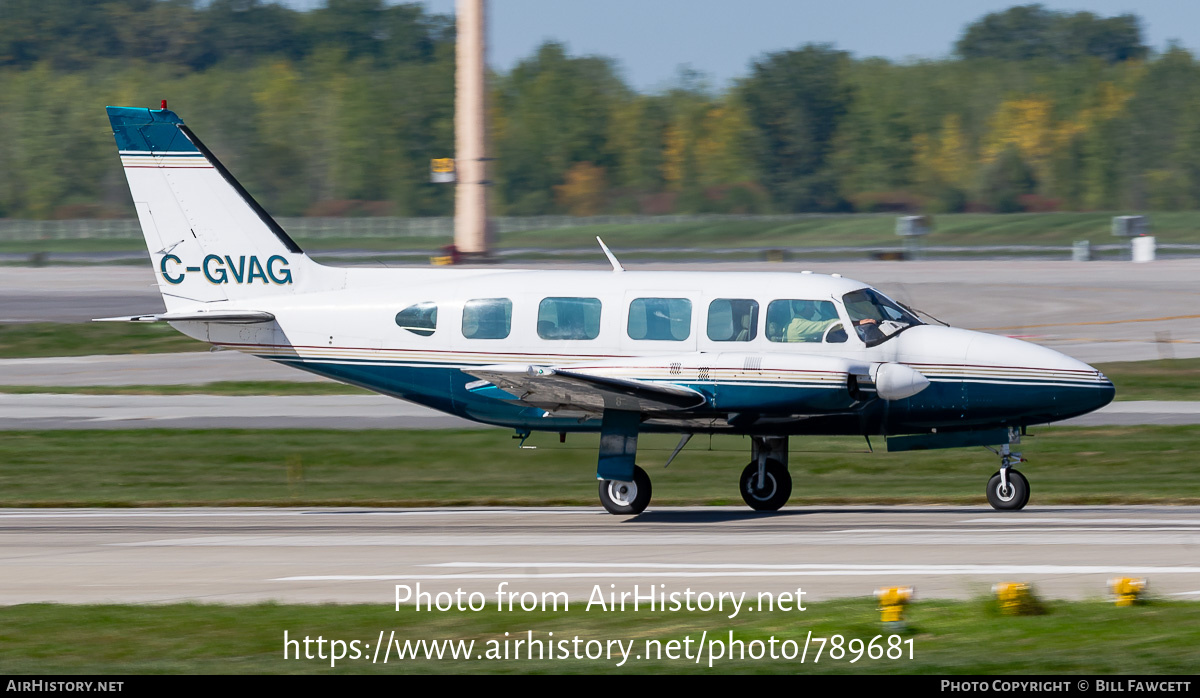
left=455, top=0, right=490, bottom=257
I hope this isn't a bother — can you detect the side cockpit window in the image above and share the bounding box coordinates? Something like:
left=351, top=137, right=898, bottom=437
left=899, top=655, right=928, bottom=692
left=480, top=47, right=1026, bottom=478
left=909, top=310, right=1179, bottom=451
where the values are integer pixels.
left=462, top=298, right=513, bottom=339
left=395, top=302, right=437, bottom=336
left=766, top=299, right=845, bottom=343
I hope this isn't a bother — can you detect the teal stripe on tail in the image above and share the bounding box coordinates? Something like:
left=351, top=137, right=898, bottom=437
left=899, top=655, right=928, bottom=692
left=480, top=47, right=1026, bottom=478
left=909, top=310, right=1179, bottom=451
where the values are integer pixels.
left=105, top=106, right=198, bottom=154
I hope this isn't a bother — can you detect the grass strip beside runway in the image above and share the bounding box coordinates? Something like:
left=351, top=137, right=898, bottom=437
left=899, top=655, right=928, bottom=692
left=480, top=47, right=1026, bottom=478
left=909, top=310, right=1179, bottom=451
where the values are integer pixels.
left=0, top=600, right=1197, bottom=674
left=1094, top=358, right=1200, bottom=401
left=10, top=211, right=1200, bottom=254
left=1, top=426, right=1198, bottom=507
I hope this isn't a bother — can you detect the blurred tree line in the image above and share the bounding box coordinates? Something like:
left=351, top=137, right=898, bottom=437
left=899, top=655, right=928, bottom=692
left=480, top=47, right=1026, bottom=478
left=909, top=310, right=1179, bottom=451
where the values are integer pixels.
left=2, top=1, right=1199, bottom=219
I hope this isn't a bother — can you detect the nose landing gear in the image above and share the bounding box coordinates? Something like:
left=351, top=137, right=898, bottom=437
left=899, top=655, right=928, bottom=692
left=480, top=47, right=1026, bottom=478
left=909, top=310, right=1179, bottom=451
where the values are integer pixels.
left=985, top=434, right=1030, bottom=511
left=986, top=468, right=1029, bottom=510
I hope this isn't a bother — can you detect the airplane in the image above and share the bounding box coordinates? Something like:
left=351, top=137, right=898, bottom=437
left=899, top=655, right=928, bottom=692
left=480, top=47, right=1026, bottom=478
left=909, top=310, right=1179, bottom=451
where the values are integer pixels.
left=99, top=103, right=1116, bottom=515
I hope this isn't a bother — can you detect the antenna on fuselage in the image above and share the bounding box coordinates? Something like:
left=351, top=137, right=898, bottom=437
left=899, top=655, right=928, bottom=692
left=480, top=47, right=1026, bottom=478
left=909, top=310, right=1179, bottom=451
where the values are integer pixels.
left=596, top=237, right=625, bottom=272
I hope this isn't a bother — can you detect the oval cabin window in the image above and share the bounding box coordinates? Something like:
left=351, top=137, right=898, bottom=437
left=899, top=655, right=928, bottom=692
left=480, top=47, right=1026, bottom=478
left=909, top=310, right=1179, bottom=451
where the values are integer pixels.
left=395, top=302, right=438, bottom=337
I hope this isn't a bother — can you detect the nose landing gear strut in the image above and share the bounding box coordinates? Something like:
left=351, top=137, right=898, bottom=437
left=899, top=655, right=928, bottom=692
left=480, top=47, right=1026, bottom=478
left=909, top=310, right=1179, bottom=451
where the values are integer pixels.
left=985, top=428, right=1029, bottom=511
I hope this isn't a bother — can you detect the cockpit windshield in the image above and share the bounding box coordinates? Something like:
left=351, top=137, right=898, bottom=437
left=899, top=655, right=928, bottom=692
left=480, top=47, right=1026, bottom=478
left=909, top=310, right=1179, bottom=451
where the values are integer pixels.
left=842, top=288, right=923, bottom=346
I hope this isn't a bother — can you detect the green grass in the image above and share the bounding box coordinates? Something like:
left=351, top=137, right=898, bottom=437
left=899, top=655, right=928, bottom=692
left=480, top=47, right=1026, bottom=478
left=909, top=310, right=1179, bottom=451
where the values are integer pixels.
left=3, top=211, right=1199, bottom=258
left=1, top=426, right=1198, bottom=507
left=484, top=212, right=1152, bottom=250
left=0, top=381, right=367, bottom=395
left=1095, top=358, right=1200, bottom=401
left=0, top=322, right=204, bottom=358
left=0, top=599, right=1196, bottom=673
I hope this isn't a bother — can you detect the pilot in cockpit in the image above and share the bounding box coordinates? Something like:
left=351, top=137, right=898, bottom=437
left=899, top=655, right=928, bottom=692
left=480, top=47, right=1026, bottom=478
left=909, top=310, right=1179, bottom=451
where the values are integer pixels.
left=783, top=300, right=841, bottom=342
left=843, top=288, right=922, bottom=344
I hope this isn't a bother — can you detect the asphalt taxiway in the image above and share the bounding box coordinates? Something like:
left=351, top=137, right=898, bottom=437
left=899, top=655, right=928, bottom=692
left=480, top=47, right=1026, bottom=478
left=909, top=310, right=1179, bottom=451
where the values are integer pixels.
left=2, top=506, right=1198, bottom=604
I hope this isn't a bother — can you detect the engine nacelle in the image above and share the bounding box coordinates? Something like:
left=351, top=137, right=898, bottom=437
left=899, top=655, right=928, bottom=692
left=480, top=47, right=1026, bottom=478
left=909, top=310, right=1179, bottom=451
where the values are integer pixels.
left=872, top=362, right=930, bottom=401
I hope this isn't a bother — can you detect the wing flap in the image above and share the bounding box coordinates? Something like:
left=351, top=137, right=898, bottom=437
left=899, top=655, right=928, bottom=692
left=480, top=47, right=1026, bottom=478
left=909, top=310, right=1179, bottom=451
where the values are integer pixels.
left=465, top=364, right=707, bottom=413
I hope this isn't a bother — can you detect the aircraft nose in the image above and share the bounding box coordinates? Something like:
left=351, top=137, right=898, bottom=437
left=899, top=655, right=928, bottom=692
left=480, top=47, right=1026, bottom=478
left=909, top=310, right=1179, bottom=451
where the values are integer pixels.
left=964, top=332, right=1115, bottom=421
left=1088, top=365, right=1117, bottom=411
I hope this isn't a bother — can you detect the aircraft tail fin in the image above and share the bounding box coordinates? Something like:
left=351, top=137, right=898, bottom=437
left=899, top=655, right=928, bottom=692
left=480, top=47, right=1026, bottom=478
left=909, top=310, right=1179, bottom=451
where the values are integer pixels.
left=106, top=105, right=340, bottom=309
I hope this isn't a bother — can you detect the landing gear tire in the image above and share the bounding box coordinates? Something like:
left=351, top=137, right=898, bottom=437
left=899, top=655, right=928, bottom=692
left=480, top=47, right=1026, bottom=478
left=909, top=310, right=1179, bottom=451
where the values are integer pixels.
left=986, top=469, right=1030, bottom=511
left=599, top=465, right=652, bottom=515
left=740, top=459, right=792, bottom=511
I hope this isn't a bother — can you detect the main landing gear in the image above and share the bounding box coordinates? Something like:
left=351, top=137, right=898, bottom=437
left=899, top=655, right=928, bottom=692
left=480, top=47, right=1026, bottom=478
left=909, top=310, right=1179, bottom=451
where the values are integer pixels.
left=598, top=465, right=652, bottom=515
left=985, top=432, right=1030, bottom=511
left=593, top=410, right=795, bottom=515
left=740, top=436, right=792, bottom=511
left=595, top=410, right=652, bottom=515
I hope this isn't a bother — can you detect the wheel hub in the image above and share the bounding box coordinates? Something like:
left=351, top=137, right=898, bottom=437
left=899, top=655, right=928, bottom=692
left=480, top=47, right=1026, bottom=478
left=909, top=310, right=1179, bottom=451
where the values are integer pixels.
left=746, top=473, right=777, bottom=501
left=608, top=480, right=638, bottom=506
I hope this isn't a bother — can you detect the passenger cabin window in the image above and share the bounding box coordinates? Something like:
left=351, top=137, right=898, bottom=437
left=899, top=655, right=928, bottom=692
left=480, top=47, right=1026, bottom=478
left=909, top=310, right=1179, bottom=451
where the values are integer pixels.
left=707, top=299, right=759, bottom=342
left=461, top=298, right=512, bottom=339
left=766, top=299, right=846, bottom=343
left=627, top=298, right=692, bottom=341
left=395, top=302, right=437, bottom=337
left=538, top=297, right=602, bottom=340
left=842, top=288, right=921, bottom=346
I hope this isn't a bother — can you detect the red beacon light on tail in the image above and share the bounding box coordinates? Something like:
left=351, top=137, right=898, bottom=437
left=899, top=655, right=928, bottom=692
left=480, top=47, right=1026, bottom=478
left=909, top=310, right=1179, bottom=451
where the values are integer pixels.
left=159, top=100, right=167, bottom=110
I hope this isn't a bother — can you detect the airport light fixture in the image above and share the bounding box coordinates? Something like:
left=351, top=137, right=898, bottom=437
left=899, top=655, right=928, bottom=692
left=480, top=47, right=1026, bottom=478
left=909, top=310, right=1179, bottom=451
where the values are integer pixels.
left=991, top=582, right=1044, bottom=616
left=874, top=586, right=913, bottom=627
left=1109, top=577, right=1147, bottom=606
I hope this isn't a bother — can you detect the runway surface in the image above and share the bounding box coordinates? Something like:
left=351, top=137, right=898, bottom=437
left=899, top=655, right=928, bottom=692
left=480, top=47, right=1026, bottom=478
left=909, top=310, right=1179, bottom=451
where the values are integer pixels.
left=0, top=393, right=1189, bottom=429
left=3, top=506, right=1199, bottom=604
left=0, top=393, right=477, bottom=429
left=0, top=267, right=162, bottom=324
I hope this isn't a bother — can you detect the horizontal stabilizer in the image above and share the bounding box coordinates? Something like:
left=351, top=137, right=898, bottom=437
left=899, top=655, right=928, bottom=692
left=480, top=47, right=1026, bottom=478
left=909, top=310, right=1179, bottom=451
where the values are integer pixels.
left=466, top=364, right=707, bottom=414
left=93, top=310, right=275, bottom=324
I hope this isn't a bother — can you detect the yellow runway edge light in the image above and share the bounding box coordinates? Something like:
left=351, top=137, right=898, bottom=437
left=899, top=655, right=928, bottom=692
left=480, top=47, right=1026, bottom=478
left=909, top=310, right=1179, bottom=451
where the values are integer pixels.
left=875, top=586, right=913, bottom=624
left=992, top=581, right=1044, bottom=615
left=1109, top=577, right=1147, bottom=606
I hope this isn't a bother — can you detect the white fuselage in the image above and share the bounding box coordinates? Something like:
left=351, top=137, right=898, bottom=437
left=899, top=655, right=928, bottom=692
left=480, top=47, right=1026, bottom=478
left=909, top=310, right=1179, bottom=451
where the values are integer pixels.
left=173, top=265, right=1114, bottom=436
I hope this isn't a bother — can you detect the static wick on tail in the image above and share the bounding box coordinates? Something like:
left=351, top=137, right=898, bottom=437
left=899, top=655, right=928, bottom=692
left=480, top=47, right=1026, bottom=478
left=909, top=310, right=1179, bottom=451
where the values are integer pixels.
left=597, top=237, right=625, bottom=273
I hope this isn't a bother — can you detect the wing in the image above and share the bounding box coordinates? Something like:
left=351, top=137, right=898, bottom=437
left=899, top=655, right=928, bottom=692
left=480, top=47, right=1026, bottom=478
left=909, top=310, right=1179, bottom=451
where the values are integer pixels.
left=465, top=364, right=707, bottom=414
